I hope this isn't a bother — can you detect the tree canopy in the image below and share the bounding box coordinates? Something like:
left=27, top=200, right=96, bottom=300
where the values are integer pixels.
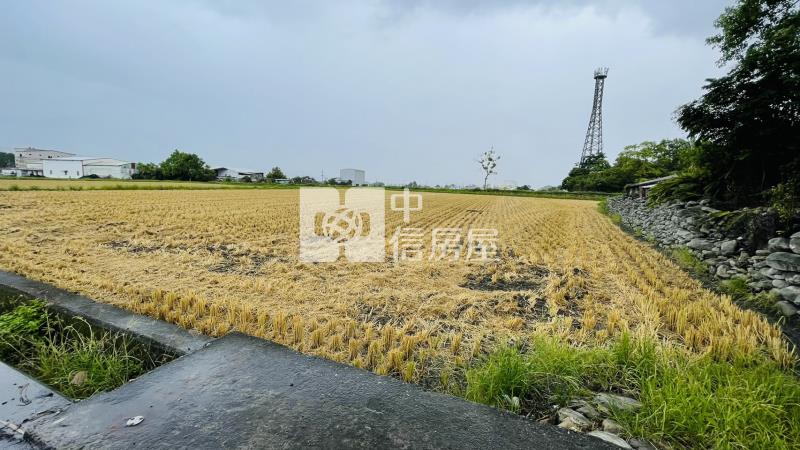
left=266, top=167, right=286, bottom=180
left=561, top=139, right=695, bottom=192
left=0, top=152, right=14, bottom=168
left=134, top=150, right=215, bottom=181
left=674, top=0, right=799, bottom=208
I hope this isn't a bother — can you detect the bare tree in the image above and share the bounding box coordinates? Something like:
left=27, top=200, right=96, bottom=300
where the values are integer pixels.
left=478, top=147, right=500, bottom=190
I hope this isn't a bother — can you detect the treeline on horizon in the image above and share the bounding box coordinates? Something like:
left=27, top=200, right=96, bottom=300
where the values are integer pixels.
left=133, top=150, right=322, bottom=184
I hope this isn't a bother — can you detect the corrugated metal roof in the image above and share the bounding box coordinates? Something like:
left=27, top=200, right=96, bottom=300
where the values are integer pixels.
left=625, top=174, right=677, bottom=189
left=50, top=156, right=102, bottom=161
left=48, top=156, right=132, bottom=166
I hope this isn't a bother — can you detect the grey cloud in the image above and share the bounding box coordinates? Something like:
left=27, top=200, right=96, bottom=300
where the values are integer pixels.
left=0, top=0, right=728, bottom=187
left=377, top=0, right=730, bottom=37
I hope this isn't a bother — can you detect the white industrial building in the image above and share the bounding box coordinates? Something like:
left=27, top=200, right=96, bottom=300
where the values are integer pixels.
left=339, top=168, right=366, bottom=186
left=212, top=167, right=265, bottom=181
left=13, top=147, right=76, bottom=177
left=42, top=157, right=136, bottom=179
left=4, top=147, right=136, bottom=179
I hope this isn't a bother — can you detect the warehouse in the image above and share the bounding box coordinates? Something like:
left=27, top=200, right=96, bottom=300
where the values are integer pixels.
left=13, top=147, right=76, bottom=176
left=339, top=168, right=366, bottom=186
left=42, top=157, right=136, bottom=179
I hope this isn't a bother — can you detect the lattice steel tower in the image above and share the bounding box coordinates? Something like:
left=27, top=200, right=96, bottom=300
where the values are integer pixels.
left=580, top=67, right=609, bottom=165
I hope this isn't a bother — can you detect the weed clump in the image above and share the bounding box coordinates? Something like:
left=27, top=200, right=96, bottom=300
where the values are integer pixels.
left=466, top=334, right=800, bottom=449
left=670, top=247, right=707, bottom=276
left=0, top=301, right=149, bottom=399
left=719, top=278, right=751, bottom=302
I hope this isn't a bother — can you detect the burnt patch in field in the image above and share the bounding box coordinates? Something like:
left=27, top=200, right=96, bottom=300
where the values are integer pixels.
left=204, top=244, right=286, bottom=276
left=104, top=239, right=167, bottom=254
left=461, top=259, right=550, bottom=292
left=509, top=295, right=552, bottom=322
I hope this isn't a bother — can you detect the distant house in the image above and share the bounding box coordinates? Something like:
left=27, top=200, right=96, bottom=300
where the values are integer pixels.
left=213, top=167, right=265, bottom=181
left=14, top=147, right=77, bottom=177
left=339, top=168, right=366, bottom=186
left=625, top=175, right=676, bottom=199
left=43, top=157, right=136, bottom=179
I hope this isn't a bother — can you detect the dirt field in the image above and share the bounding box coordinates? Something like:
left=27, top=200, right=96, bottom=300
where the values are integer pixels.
left=0, top=189, right=791, bottom=384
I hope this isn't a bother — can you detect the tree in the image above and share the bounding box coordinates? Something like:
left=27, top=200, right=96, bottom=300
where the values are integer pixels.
left=675, top=0, right=800, bottom=207
left=478, top=147, right=500, bottom=190
left=290, top=176, right=317, bottom=185
left=159, top=150, right=216, bottom=181
left=0, top=152, right=14, bottom=168
left=132, top=162, right=162, bottom=180
left=266, top=167, right=286, bottom=180
left=560, top=140, right=696, bottom=192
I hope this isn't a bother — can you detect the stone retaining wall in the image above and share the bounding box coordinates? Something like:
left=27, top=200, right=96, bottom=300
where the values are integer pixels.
left=607, top=197, right=800, bottom=317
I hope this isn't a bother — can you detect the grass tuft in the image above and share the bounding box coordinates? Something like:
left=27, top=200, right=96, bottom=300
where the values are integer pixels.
left=670, top=247, right=707, bottom=276
left=719, top=278, right=751, bottom=302
left=465, top=334, right=800, bottom=449
left=0, top=302, right=150, bottom=399
left=26, top=322, right=145, bottom=398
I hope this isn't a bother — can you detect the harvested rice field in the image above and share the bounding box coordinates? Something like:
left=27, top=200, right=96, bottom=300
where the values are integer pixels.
left=0, top=189, right=793, bottom=385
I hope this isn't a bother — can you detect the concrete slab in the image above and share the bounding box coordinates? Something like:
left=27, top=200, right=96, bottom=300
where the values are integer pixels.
left=29, top=333, right=613, bottom=449
left=0, top=271, right=212, bottom=356
left=0, top=362, right=70, bottom=445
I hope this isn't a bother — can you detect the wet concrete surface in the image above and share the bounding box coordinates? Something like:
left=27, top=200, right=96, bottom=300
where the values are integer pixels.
left=0, top=362, right=70, bottom=446
left=0, top=271, right=212, bottom=355
left=29, top=333, right=614, bottom=449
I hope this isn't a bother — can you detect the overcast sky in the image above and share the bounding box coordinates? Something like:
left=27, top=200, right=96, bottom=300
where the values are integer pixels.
left=0, top=0, right=731, bottom=187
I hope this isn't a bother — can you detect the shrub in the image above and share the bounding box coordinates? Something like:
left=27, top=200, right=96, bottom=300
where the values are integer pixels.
left=0, top=301, right=48, bottom=359
left=769, top=180, right=800, bottom=224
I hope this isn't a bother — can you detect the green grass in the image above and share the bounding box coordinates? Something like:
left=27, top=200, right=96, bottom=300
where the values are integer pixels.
left=719, top=279, right=782, bottom=310
left=24, top=322, right=145, bottom=398
left=390, top=186, right=612, bottom=201
left=597, top=196, right=623, bottom=224
left=719, top=278, right=751, bottom=302
left=670, top=247, right=708, bottom=277
left=0, top=301, right=151, bottom=399
left=465, top=334, right=800, bottom=450
left=466, top=337, right=624, bottom=416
